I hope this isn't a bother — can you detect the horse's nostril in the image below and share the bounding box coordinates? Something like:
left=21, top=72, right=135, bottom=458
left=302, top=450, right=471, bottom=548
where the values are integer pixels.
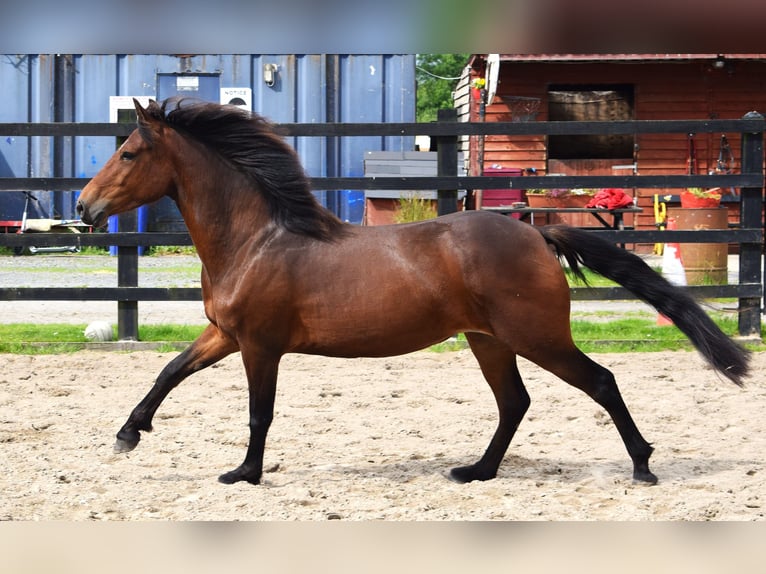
left=75, top=200, right=94, bottom=225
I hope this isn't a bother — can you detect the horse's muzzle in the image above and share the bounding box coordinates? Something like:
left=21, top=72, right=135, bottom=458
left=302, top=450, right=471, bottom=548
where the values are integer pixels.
left=76, top=199, right=105, bottom=227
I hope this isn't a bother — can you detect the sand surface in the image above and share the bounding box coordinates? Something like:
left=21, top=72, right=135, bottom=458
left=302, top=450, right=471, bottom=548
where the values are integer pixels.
left=0, top=348, right=763, bottom=521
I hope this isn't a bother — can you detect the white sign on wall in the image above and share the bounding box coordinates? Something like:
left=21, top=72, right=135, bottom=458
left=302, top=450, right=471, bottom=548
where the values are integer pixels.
left=109, top=96, right=154, bottom=123
left=220, top=87, right=252, bottom=111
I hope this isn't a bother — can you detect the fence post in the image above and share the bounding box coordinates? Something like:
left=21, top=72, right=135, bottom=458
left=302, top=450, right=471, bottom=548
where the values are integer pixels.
left=738, top=111, right=764, bottom=337
left=117, top=210, right=139, bottom=340
left=436, top=108, right=458, bottom=216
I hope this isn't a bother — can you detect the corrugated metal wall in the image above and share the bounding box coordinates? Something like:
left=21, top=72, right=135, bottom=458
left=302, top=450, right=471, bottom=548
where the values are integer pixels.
left=0, top=54, right=416, bottom=224
left=0, top=55, right=56, bottom=221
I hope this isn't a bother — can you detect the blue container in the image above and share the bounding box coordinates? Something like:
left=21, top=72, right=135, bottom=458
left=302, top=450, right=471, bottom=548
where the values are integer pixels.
left=0, top=54, right=416, bottom=226
left=108, top=215, right=118, bottom=256
left=108, top=206, right=147, bottom=255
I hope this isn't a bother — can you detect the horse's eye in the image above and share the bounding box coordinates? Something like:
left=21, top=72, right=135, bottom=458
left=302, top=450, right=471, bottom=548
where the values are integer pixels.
left=120, top=151, right=136, bottom=161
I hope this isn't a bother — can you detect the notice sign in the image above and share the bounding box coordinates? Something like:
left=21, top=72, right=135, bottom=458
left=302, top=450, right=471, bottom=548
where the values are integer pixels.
left=220, top=87, right=252, bottom=111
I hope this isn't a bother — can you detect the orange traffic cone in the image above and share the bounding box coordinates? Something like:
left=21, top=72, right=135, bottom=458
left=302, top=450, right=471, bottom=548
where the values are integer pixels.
left=657, top=216, right=686, bottom=325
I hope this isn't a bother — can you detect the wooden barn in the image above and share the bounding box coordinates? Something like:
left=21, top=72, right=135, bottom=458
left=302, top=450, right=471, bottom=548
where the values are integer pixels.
left=455, top=54, right=766, bottom=244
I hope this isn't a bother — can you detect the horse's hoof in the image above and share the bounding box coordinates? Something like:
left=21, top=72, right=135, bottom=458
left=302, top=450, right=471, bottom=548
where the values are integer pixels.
left=114, top=429, right=141, bottom=453
left=449, top=464, right=495, bottom=484
left=218, top=466, right=262, bottom=485
left=114, top=437, right=138, bottom=453
left=632, top=469, right=658, bottom=485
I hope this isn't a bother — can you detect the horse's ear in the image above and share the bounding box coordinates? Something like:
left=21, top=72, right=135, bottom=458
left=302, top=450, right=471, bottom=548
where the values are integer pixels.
left=134, top=99, right=163, bottom=144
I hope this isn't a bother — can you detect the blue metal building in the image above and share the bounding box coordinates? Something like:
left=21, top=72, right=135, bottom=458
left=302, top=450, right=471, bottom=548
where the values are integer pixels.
left=0, top=54, right=416, bottom=225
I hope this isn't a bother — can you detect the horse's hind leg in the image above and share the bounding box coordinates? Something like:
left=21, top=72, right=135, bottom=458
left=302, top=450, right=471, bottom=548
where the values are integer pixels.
left=527, top=346, right=657, bottom=484
left=114, top=323, right=239, bottom=453
left=450, top=333, right=530, bottom=483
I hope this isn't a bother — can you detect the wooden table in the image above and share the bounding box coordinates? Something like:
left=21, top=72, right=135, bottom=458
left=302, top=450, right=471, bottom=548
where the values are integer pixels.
left=480, top=206, right=643, bottom=230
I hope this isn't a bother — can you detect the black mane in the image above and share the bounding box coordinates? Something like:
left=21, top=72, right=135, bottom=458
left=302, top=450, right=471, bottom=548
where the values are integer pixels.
left=152, top=98, right=346, bottom=241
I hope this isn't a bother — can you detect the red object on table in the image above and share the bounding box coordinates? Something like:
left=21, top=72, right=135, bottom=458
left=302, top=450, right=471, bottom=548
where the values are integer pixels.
left=585, top=188, right=634, bottom=209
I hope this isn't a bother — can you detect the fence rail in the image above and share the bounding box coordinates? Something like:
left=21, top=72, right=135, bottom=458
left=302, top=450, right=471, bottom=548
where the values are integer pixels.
left=2, top=117, right=764, bottom=137
left=1, top=115, right=763, bottom=340
left=1, top=174, right=760, bottom=192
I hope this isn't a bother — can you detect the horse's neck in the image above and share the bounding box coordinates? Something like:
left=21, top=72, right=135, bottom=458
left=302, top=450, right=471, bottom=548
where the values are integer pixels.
left=172, top=146, right=273, bottom=272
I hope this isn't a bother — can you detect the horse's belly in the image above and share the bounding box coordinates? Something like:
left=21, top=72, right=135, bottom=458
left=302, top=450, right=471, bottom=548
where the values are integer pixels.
left=292, top=299, right=478, bottom=358
left=296, top=327, right=456, bottom=358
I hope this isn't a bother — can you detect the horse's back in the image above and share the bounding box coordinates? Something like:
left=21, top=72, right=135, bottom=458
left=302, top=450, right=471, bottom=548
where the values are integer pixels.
left=352, top=210, right=562, bottom=287
left=379, top=209, right=545, bottom=250
left=435, top=210, right=561, bottom=273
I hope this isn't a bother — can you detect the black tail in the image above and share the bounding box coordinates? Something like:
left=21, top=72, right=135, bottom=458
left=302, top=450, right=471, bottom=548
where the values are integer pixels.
left=539, top=225, right=750, bottom=386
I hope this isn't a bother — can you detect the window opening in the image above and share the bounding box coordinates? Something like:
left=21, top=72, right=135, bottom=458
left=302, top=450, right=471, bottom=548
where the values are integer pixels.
left=547, top=85, right=634, bottom=159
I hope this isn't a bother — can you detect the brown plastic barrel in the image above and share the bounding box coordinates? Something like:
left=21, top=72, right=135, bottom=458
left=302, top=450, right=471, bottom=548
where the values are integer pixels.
left=667, top=207, right=728, bottom=285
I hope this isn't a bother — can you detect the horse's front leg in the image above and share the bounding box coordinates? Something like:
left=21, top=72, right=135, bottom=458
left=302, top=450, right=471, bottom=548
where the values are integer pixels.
left=218, top=352, right=280, bottom=485
left=114, top=323, right=239, bottom=453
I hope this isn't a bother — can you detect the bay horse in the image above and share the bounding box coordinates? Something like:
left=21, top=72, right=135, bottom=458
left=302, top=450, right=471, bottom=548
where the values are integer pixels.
left=77, top=99, right=749, bottom=486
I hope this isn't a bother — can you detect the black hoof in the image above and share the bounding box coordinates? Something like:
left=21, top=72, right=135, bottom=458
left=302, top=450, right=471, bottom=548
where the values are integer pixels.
left=218, top=465, right=262, bottom=485
left=449, top=464, right=496, bottom=484
left=114, top=430, right=141, bottom=453
left=633, top=469, right=658, bottom=485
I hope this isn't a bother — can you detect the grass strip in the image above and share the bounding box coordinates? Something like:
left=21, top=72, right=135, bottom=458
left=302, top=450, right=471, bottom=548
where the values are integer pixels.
left=0, top=318, right=762, bottom=355
left=0, top=323, right=205, bottom=354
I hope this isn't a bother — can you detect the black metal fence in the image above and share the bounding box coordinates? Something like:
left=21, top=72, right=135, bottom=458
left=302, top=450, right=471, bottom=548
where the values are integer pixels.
left=1, top=113, right=764, bottom=340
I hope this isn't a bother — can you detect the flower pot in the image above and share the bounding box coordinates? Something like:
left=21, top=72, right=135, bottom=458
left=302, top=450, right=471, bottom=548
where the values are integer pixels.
left=526, top=195, right=554, bottom=208
left=680, top=190, right=721, bottom=208
left=667, top=207, right=728, bottom=285
left=527, top=194, right=591, bottom=208
left=550, top=195, right=591, bottom=208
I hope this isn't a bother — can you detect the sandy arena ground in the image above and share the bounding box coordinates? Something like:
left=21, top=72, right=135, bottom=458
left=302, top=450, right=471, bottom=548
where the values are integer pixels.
left=0, top=348, right=764, bottom=521
left=1, top=254, right=763, bottom=521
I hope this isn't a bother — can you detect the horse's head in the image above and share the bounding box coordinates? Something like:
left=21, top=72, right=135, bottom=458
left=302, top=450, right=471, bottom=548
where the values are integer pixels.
left=77, top=99, right=175, bottom=227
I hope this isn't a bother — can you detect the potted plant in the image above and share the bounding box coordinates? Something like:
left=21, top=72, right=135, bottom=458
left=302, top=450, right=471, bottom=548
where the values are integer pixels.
left=680, top=187, right=722, bottom=208
left=525, top=188, right=596, bottom=208
left=471, top=77, right=485, bottom=100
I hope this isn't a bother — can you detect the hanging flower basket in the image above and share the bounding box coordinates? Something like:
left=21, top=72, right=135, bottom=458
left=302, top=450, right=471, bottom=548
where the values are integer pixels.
left=471, top=78, right=485, bottom=101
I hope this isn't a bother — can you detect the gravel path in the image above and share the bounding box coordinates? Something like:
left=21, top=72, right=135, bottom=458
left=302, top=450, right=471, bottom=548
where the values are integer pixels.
left=0, top=253, right=207, bottom=325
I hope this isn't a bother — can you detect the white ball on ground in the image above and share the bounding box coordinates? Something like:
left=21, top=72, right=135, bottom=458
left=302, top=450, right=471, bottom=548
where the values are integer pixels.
left=84, top=321, right=114, bottom=342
